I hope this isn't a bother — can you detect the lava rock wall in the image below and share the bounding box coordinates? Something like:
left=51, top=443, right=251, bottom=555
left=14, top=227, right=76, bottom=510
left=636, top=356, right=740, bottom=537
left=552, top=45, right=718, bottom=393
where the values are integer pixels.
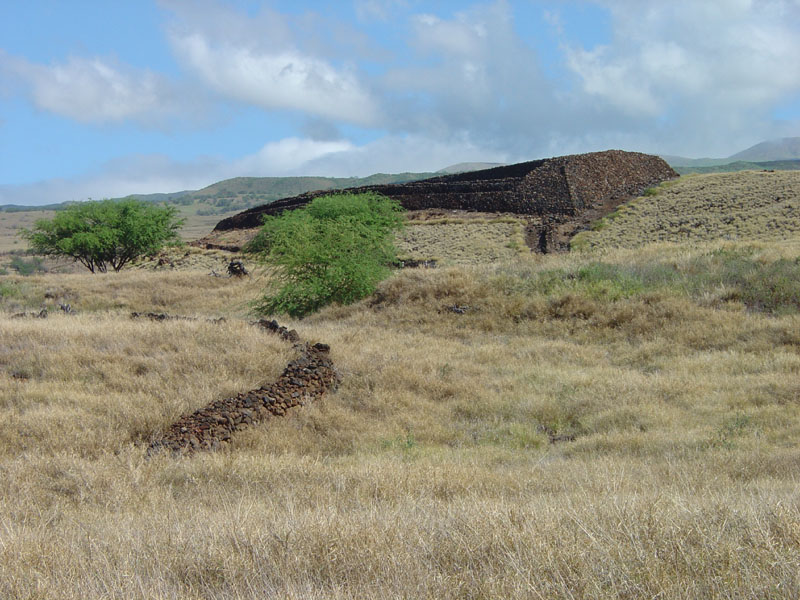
left=213, top=150, right=678, bottom=231
left=148, top=319, right=339, bottom=455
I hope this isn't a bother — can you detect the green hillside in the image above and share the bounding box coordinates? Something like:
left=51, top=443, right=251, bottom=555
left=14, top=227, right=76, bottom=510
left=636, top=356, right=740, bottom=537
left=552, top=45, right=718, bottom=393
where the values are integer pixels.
left=0, top=172, right=439, bottom=216
left=131, top=172, right=438, bottom=216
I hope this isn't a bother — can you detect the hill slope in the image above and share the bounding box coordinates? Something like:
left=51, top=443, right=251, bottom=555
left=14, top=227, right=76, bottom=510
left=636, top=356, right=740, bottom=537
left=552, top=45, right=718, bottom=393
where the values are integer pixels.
left=572, top=170, right=800, bottom=251
left=131, top=172, right=439, bottom=216
left=728, top=137, right=800, bottom=162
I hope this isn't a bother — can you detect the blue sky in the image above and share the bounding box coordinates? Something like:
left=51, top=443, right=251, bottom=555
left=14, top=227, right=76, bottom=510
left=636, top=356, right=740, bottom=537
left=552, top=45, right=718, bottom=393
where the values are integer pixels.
left=1, top=0, right=799, bottom=205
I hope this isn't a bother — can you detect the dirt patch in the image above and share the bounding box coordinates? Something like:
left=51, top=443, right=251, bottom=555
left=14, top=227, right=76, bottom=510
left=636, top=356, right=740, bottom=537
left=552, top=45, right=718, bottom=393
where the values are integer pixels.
left=147, top=318, right=339, bottom=455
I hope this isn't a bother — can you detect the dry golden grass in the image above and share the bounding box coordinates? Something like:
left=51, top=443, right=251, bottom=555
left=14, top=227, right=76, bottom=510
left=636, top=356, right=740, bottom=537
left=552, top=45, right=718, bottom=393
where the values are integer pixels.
left=573, top=170, right=800, bottom=251
left=0, top=210, right=54, bottom=252
left=2, top=238, right=800, bottom=597
left=130, top=246, right=252, bottom=274
left=0, top=267, right=266, bottom=316
left=396, top=220, right=526, bottom=264
left=174, top=205, right=242, bottom=241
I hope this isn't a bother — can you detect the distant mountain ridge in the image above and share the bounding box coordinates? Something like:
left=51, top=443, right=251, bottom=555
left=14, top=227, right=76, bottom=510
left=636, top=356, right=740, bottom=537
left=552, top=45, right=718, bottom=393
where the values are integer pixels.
left=662, top=137, right=800, bottom=170
left=728, top=137, right=800, bottom=162
left=0, top=163, right=503, bottom=214
left=0, top=172, right=437, bottom=214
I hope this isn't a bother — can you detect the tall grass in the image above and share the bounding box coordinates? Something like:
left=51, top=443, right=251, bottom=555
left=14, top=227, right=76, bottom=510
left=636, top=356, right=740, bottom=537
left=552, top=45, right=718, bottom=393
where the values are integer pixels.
left=1, top=241, right=800, bottom=597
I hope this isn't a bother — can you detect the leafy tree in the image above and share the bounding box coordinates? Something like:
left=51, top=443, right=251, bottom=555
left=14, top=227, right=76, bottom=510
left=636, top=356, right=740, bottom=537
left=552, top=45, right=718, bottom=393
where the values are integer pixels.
left=21, top=199, right=184, bottom=273
left=247, top=192, right=405, bottom=318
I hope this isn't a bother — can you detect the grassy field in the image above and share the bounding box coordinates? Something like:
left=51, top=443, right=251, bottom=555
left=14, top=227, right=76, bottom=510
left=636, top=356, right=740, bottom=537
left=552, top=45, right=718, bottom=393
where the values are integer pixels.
left=0, top=209, right=55, bottom=253
left=1, top=171, right=800, bottom=597
left=2, top=236, right=800, bottom=598
left=396, top=218, right=527, bottom=264
left=572, top=170, right=800, bottom=251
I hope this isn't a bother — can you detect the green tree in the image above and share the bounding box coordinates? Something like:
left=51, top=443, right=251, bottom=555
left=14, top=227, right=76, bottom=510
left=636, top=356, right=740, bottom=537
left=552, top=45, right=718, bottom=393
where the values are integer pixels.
left=21, top=199, right=184, bottom=273
left=247, top=192, right=405, bottom=318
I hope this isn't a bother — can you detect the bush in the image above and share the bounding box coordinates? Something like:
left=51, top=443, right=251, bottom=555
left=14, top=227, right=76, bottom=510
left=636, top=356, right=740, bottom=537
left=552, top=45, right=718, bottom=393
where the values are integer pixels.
left=247, top=192, right=405, bottom=318
left=21, top=199, right=183, bottom=273
left=710, top=253, right=800, bottom=314
left=9, top=256, right=46, bottom=276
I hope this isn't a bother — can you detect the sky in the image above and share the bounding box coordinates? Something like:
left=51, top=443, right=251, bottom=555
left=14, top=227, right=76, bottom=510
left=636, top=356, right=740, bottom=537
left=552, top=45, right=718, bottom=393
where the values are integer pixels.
left=1, top=0, right=799, bottom=206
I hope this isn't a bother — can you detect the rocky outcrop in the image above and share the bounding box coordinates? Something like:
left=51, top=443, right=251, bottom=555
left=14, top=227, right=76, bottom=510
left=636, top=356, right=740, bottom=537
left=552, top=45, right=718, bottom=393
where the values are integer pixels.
left=147, top=319, right=339, bottom=455
left=213, top=150, right=678, bottom=232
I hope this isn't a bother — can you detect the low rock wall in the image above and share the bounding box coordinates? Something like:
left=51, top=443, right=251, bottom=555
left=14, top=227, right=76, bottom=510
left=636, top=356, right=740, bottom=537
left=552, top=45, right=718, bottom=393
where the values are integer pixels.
left=147, top=318, right=339, bottom=455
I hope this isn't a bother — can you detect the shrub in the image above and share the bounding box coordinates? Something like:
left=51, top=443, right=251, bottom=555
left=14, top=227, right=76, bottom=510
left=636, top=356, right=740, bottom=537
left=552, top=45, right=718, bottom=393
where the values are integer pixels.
left=21, top=199, right=183, bottom=273
left=712, top=254, right=800, bottom=314
left=9, top=256, right=46, bottom=276
left=247, top=192, right=405, bottom=318
left=642, top=186, right=659, bottom=197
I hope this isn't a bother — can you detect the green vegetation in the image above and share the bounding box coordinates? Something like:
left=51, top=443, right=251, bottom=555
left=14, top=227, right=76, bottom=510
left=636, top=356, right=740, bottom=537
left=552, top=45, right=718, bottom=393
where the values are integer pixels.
left=674, top=159, right=800, bottom=175
left=21, top=199, right=183, bottom=273
left=642, top=186, right=660, bottom=196
left=0, top=280, right=18, bottom=299
left=248, top=192, right=405, bottom=317
left=8, top=255, right=46, bottom=276
left=127, top=172, right=437, bottom=217
left=488, top=249, right=800, bottom=315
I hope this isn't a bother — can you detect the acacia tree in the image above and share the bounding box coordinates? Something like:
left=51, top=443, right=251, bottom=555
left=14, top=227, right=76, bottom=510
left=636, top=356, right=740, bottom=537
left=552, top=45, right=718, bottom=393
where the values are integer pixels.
left=246, top=192, right=405, bottom=318
left=22, top=199, right=184, bottom=273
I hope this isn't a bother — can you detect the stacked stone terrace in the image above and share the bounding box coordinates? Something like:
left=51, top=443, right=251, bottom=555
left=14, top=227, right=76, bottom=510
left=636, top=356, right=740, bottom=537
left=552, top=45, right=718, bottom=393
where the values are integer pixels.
left=214, top=150, right=678, bottom=232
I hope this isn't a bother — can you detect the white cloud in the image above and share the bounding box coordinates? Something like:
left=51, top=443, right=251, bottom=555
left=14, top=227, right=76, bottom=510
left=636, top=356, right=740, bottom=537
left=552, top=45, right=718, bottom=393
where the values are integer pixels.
left=5, top=0, right=800, bottom=207
left=380, top=2, right=560, bottom=157
left=233, top=138, right=356, bottom=175
left=169, top=30, right=380, bottom=126
left=294, top=133, right=509, bottom=177
left=354, top=0, right=410, bottom=22
left=0, top=133, right=507, bottom=206
left=0, top=52, right=187, bottom=125
left=411, top=13, right=487, bottom=56
left=565, top=0, right=800, bottom=153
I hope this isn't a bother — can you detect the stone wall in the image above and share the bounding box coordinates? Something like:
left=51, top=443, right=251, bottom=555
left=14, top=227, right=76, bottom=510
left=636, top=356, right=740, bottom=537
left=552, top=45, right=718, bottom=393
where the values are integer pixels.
left=213, top=150, right=678, bottom=231
left=147, top=319, right=339, bottom=455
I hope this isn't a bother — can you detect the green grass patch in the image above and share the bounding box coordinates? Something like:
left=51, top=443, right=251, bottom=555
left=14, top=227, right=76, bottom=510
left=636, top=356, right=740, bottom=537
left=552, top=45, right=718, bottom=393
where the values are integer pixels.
left=0, top=280, right=20, bottom=299
left=493, top=249, right=800, bottom=315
